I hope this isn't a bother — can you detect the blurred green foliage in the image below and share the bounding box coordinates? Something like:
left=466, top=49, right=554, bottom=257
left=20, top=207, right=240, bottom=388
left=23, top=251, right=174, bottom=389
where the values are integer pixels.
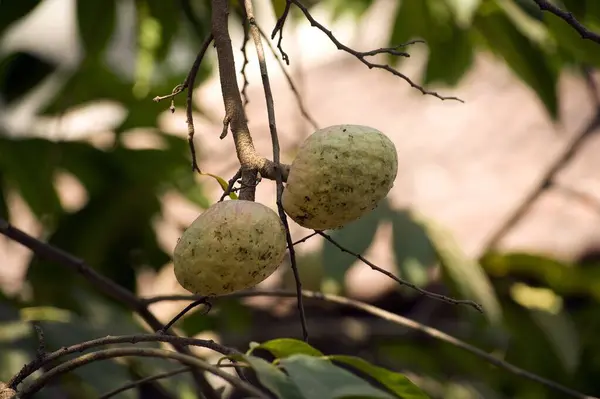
left=1, top=0, right=600, bottom=398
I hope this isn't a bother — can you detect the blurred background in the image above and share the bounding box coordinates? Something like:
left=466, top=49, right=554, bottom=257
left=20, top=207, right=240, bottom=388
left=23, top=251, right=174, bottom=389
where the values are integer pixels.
left=1, top=0, right=600, bottom=398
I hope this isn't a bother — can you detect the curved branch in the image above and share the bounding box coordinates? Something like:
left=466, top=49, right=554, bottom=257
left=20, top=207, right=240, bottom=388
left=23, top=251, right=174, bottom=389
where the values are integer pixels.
left=17, top=348, right=269, bottom=399
left=143, top=289, right=598, bottom=399
left=10, top=333, right=240, bottom=386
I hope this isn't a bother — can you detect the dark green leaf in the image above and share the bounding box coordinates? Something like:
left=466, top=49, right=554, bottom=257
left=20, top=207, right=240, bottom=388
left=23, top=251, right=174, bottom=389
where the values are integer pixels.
left=243, top=355, right=307, bottom=399
left=271, top=0, right=288, bottom=18
left=0, top=0, right=41, bottom=37
left=390, top=210, right=437, bottom=288
left=388, top=0, right=430, bottom=65
left=529, top=309, right=580, bottom=374
left=424, top=24, right=474, bottom=86
left=544, top=11, right=600, bottom=67
left=0, top=138, right=62, bottom=222
left=0, top=172, right=8, bottom=220
left=0, top=52, right=56, bottom=104
left=251, top=338, right=324, bottom=358
left=321, top=200, right=388, bottom=287
left=280, top=355, right=395, bottom=399
left=328, top=355, right=430, bottom=399
left=416, top=214, right=502, bottom=325
left=145, top=0, right=180, bottom=61
left=76, top=0, right=117, bottom=57
left=474, top=4, right=559, bottom=119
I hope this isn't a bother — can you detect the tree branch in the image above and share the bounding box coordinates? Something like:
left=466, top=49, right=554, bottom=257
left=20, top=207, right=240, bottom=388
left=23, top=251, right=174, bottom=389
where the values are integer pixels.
left=317, top=231, right=483, bottom=312
left=143, top=289, right=599, bottom=399
left=532, top=0, right=600, bottom=44
left=0, top=218, right=217, bottom=399
left=244, top=0, right=309, bottom=341
left=285, top=0, right=462, bottom=102
left=17, top=348, right=269, bottom=399
left=211, top=0, right=289, bottom=198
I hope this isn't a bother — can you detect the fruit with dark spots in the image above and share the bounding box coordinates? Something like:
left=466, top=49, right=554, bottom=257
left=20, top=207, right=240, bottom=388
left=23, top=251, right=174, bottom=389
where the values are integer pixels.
left=283, top=124, right=398, bottom=230
left=173, top=200, right=287, bottom=296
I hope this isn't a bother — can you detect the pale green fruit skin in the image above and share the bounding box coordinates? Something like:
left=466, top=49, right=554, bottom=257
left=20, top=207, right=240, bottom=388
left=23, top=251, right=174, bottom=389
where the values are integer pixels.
left=173, top=200, right=287, bottom=296
left=283, top=124, right=398, bottom=230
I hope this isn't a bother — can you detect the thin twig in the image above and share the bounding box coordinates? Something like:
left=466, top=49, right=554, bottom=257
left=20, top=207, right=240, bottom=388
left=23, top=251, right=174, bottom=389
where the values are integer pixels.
left=245, top=0, right=309, bottom=342
left=220, top=168, right=243, bottom=202
left=287, top=0, right=462, bottom=102
left=257, top=23, right=319, bottom=131
left=158, top=298, right=211, bottom=334
left=290, top=231, right=318, bottom=247
left=143, top=289, right=599, bottom=399
left=532, top=0, right=600, bottom=44
left=98, top=367, right=191, bottom=399
left=0, top=218, right=216, bottom=399
left=317, top=231, right=483, bottom=312
left=31, top=322, right=46, bottom=359
left=238, top=0, right=251, bottom=108
left=270, top=0, right=291, bottom=64
left=187, top=34, right=215, bottom=173
left=17, top=348, right=269, bottom=399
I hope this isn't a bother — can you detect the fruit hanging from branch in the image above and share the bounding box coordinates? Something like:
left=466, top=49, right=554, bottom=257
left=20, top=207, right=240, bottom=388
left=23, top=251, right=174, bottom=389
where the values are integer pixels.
left=283, top=124, right=398, bottom=230
left=173, top=200, right=287, bottom=296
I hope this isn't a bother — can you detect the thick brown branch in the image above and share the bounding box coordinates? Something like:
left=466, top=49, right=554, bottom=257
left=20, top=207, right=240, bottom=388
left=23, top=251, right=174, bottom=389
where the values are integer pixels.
left=211, top=0, right=288, bottom=197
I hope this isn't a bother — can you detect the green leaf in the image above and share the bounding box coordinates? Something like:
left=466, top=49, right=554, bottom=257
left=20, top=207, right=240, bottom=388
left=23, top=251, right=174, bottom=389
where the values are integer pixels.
left=390, top=210, right=437, bottom=288
left=529, top=309, right=580, bottom=374
left=280, top=355, right=395, bottom=399
left=0, top=52, right=57, bottom=104
left=474, top=3, right=559, bottom=119
left=446, top=0, right=481, bottom=27
left=415, top=213, right=502, bottom=326
left=544, top=11, right=600, bottom=67
left=271, top=0, right=288, bottom=18
left=321, top=200, right=387, bottom=287
left=0, top=138, right=62, bottom=222
left=388, top=0, right=430, bottom=65
left=328, top=355, right=430, bottom=399
left=243, top=355, right=307, bottom=399
left=0, top=172, right=8, bottom=220
left=0, top=0, right=41, bottom=37
left=424, top=24, right=474, bottom=86
left=76, top=0, right=117, bottom=57
left=328, top=0, right=374, bottom=21
left=251, top=338, right=324, bottom=358
left=145, top=0, right=180, bottom=61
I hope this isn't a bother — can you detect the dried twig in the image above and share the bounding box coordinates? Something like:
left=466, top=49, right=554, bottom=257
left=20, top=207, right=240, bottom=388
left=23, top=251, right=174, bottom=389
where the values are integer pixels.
left=18, top=347, right=269, bottom=399
left=532, top=0, right=600, bottom=44
left=144, top=289, right=599, bottom=399
left=158, top=298, right=212, bottom=334
left=0, top=218, right=216, bottom=399
left=285, top=0, right=462, bottom=102
left=238, top=0, right=251, bottom=108
left=270, top=0, right=291, bottom=64
left=317, top=231, right=484, bottom=312
left=244, top=0, right=309, bottom=342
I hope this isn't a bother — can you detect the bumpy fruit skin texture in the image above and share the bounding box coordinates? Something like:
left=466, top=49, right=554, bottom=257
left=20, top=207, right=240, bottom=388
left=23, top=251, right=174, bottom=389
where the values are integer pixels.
left=173, top=200, right=287, bottom=296
left=283, top=124, right=398, bottom=230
